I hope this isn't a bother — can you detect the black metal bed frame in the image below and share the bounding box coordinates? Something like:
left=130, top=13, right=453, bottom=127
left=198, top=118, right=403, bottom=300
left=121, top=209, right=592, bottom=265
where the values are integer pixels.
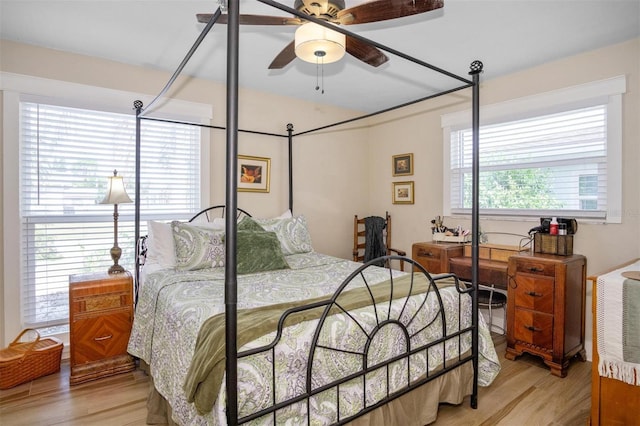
left=132, top=1, right=483, bottom=424
left=235, top=256, right=471, bottom=424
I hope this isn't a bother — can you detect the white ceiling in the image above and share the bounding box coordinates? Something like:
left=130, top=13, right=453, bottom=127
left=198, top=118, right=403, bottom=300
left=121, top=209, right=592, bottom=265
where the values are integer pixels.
left=1, top=0, right=639, bottom=112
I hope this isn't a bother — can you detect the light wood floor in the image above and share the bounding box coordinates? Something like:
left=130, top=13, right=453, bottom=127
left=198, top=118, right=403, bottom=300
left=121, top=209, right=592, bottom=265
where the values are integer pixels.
left=0, top=336, right=591, bottom=426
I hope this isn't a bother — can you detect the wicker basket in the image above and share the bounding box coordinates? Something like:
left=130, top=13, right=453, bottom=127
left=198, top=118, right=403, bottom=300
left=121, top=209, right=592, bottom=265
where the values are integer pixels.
left=0, top=329, right=63, bottom=389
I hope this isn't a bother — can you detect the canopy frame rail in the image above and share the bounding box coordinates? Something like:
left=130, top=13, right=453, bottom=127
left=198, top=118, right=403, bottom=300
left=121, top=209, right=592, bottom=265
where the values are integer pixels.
left=132, top=1, right=484, bottom=423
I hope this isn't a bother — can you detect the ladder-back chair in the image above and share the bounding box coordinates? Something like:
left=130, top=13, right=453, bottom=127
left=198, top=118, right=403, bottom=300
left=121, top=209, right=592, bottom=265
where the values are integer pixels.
left=353, top=212, right=406, bottom=271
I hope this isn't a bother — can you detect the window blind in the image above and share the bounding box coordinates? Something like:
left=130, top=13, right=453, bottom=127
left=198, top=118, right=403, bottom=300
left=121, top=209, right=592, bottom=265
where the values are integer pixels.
left=20, top=102, right=200, bottom=328
left=449, top=105, right=608, bottom=219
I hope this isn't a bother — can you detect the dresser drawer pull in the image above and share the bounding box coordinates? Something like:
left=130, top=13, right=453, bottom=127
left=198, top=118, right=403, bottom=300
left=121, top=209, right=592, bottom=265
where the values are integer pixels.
left=94, top=335, right=113, bottom=342
left=418, top=250, right=435, bottom=257
left=526, top=291, right=543, bottom=297
left=525, top=325, right=541, bottom=332
left=527, top=266, right=543, bottom=272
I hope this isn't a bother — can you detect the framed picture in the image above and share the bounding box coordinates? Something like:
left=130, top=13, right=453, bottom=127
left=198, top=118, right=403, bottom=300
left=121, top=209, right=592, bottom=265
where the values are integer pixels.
left=392, top=181, right=414, bottom=204
left=392, top=153, right=413, bottom=176
left=238, top=155, right=270, bottom=193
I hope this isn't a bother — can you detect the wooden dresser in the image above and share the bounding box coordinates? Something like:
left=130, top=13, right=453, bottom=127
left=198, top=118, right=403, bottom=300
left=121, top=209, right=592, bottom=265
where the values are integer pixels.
left=69, top=271, right=135, bottom=385
left=505, top=253, right=587, bottom=377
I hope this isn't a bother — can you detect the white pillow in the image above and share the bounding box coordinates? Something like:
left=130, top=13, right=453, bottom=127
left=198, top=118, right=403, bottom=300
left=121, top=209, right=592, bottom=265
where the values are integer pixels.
left=195, top=210, right=289, bottom=229
left=146, top=221, right=176, bottom=269
left=276, top=209, right=293, bottom=219
left=190, top=217, right=226, bottom=230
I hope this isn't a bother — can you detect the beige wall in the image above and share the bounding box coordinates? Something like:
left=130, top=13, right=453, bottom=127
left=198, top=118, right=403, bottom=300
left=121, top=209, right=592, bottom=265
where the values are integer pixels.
left=0, top=40, right=371, bottom=345
left=363, top=38, right=640, bottom=360
left=366, top=38, right=640, bottom=276
left=2, top=38, right=639, bottom=355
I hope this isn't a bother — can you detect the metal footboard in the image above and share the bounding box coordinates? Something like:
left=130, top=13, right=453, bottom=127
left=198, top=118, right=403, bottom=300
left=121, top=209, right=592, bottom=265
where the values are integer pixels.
left=236, top=256, right=477, bottom=425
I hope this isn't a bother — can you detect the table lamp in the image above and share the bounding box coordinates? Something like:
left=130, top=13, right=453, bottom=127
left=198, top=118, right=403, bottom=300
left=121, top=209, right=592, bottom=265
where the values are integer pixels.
left=100, top=170, right=132, bottom=274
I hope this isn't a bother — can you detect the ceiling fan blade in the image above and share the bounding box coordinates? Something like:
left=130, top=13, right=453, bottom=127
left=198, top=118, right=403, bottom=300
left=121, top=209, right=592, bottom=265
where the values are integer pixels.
left=337, top=0, right=444, bottom=25
left=268, top=41, right=297, bottom=69
left=346, top=36, right=389, bottom=67
left=197, top=13, right=303, bottom=25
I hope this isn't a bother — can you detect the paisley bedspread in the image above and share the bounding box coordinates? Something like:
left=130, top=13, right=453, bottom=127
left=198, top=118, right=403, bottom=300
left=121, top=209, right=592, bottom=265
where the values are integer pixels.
left=128, top=252, right=500, bottom=425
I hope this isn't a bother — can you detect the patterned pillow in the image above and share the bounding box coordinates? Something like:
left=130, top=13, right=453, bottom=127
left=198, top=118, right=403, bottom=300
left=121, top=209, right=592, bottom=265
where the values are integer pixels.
left=171, top=221, right=225, bottom=271
left=254, top=215, right=313, bottom=255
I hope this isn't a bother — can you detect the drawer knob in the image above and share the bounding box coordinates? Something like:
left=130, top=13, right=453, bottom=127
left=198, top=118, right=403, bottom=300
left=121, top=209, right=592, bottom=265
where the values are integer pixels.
left=526, top=291, right=542, bottom=297
left=94, top=335, right=113, bottom=342
left=419, top=250, right=434, bottom=257
left=527, top=267, right=542, bottom=272
left=525, top=325, right=541, bottom=332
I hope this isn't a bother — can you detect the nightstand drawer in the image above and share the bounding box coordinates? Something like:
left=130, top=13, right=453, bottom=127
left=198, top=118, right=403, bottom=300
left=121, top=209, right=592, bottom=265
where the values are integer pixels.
left=71, top=290, right=131, bottom=318
left=513, top=309, right=553, bottom=350
left=513, top=274, right=554, bottom=314
left=72, top=311, right=132, bottom=364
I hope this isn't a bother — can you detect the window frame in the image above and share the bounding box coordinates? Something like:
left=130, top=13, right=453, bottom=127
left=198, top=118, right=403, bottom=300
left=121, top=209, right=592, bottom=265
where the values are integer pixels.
left=441, top=76, right=625, bottom=223
left=2, top=72, right=212, bottom=345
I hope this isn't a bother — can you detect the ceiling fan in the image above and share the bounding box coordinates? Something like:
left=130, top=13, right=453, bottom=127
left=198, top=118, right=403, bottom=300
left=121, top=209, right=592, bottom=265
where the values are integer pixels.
left=197, top=0, right=444, bottom=69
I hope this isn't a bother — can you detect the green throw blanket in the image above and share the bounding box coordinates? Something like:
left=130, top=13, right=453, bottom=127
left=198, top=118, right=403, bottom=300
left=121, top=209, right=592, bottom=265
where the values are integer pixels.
left=183, top=272, right=457, bottom=414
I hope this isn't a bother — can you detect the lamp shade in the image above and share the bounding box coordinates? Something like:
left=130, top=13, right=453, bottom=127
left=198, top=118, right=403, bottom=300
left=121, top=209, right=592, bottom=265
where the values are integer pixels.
left=294, top=22, right=346, bottom=64
left=100, top=170, right=132, bottom=205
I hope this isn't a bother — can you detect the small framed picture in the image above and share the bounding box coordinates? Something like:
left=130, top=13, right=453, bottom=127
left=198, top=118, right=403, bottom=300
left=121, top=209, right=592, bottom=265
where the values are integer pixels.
left=392, top=153, right=413, bottom=176
left=238, top=155, right=270, bottom=193
left=392, top=181, right=414, bottom=204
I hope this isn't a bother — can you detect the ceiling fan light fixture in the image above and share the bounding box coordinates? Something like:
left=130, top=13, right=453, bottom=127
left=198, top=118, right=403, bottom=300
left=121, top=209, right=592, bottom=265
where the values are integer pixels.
left=294, top=22, right=346, bottom=64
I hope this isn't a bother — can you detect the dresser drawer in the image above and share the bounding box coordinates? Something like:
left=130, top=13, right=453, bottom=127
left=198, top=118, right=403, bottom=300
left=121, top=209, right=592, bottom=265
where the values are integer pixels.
left=513, top=274, right=554, bottom=314
left=412, top=242, right=464, bottom=274
left=414, top=245, right=443, bottom=260
left=71, top=311, right=132, bottom=365
left=449, top=257, right=508, bottom=289
left=513, top=309, right=553, bottom=350
left=511, top=259, right=556, bottom=277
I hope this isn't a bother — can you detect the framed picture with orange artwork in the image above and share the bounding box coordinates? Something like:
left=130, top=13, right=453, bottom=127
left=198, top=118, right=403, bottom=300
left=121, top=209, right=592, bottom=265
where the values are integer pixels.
left=238, top=155, right=270, bottom=193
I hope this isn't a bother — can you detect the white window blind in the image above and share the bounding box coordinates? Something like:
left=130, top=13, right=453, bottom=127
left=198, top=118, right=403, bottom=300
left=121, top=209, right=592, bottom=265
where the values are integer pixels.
left=449, top=105, right=608, bottom=219
left=20, top=102, right=200, bottom=329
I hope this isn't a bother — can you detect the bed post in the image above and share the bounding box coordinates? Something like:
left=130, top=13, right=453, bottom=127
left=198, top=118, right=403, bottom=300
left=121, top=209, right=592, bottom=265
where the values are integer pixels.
left=469, top=60, right=483, bottom=410
left=225, top=0, right=240, bottom=424
left=287, top=123, right=294, bottom=213
left=133, top=100, right=143, bottom=305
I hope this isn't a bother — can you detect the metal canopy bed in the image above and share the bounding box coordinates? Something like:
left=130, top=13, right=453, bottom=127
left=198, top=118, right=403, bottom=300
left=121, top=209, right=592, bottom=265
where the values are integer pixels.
left=128, top=1, right=490, bottom=425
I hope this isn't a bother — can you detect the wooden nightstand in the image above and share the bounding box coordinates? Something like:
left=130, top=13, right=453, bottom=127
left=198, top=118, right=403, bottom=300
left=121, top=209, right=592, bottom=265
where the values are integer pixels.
left=505, top=253, right=587, bottom=377
left=68, top=271, right=135, bottom=385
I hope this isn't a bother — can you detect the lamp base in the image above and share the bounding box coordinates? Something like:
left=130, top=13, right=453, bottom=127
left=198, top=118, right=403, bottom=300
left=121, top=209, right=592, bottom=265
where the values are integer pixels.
left=108, top=264, right=126, bottom=274
left=109, top=245, right=125, bottom=275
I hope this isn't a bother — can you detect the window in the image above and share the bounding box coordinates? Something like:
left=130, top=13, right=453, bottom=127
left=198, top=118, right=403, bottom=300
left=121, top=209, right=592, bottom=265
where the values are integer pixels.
left=442, top=76, right=625, bottom=223
left=19, top=102, right=201, bottom=330
left=579, top=174, right=598, bottom=210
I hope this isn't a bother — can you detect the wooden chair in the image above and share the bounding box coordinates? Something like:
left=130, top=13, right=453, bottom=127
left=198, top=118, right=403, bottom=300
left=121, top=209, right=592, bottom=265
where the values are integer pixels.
left=353, top=212, right=406, bottom=271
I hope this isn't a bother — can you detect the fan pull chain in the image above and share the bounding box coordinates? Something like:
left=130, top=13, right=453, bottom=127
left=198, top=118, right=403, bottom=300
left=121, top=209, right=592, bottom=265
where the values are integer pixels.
left=315, top=52, right=325, bottom=94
